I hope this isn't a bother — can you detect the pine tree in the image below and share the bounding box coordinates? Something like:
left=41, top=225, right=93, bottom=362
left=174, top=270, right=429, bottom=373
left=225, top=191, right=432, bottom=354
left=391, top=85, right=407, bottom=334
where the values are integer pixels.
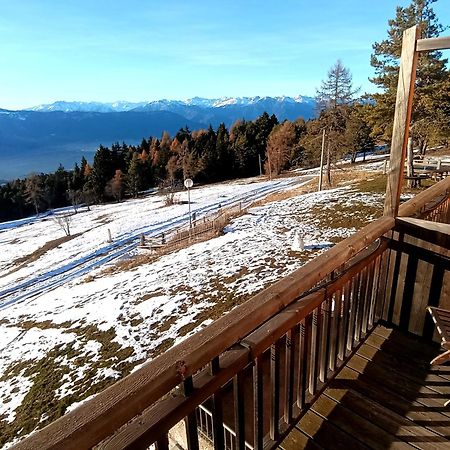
left=369, top=0, right=449, bottom=150
left=91, top=145, right=114, bottom=201
left=127, top=153, right=143, bottom=198
left=215, top=123, right=233, bottom=180
left=345, top=104, right=375, bottom=163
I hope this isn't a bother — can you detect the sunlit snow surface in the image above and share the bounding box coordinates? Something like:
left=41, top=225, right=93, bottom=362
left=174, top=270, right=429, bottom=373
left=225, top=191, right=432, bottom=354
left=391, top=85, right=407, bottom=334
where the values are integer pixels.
left=0, top=169, right=384, bottom=447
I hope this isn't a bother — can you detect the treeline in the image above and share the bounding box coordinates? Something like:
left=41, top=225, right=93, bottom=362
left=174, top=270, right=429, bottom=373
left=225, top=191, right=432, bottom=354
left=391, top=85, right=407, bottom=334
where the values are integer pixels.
left=0, top=104, right=375, bottom=223
left=0, top=113, right=289, bottom=222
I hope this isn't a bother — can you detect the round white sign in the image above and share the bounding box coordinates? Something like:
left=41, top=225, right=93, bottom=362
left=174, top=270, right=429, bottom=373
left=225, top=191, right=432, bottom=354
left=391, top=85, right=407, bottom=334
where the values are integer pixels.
left=184, top=178, right=193, bottom=189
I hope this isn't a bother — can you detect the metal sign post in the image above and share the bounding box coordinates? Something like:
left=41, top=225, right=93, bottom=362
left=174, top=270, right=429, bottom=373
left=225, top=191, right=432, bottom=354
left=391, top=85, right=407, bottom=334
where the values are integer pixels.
left=184, top=178, right=194, bottom=228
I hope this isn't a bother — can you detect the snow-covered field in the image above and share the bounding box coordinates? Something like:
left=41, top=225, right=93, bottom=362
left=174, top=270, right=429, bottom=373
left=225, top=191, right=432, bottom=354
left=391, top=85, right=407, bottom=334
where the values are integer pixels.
left=0, top=168, right=385, bottom=447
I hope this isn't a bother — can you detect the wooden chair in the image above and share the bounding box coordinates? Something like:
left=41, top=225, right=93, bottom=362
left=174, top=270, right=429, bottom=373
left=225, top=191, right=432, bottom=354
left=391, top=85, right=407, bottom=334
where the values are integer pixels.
left=427, top=307, right=450, bottom=365
left=428, top=307, right=450, bottom=407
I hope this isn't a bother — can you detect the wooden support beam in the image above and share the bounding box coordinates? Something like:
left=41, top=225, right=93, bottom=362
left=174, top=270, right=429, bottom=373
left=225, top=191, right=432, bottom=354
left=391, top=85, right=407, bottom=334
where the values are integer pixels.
left=398, top=175, right=450, bottom=217
left=417, top=36, right=450, bottom=52
left=395, top=217, right=450, bottom=249
left=384, top=25, right=420, bottom=217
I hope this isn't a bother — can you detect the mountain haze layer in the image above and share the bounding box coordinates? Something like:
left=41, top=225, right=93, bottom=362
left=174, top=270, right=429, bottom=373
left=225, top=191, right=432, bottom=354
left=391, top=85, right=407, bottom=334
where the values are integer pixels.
left=0, top=96, right=316, bottom=180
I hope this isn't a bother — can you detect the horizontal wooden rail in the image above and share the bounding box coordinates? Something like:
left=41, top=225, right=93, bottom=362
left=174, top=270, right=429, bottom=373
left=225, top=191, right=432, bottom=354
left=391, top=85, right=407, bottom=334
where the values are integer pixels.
left=395, top=217, right=450, bottom=249
left=417, top=36, right=450, bottom=52
left=98, top=347, right=250, bottom=449
left=398, top=175, right=450, bottom=217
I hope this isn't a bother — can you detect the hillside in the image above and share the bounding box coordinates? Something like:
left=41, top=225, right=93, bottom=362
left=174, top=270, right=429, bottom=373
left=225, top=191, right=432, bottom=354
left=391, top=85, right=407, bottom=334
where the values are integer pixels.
left=0, top=161, right=391, bottom=448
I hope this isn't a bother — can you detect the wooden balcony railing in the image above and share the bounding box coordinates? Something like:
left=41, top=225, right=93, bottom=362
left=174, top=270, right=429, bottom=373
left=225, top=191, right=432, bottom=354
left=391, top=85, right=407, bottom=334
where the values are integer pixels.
left=13, top=175, right=450, bottom=450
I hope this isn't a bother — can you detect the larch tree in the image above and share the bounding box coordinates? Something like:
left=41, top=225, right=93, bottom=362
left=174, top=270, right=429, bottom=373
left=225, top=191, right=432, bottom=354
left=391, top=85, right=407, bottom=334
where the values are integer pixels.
left=106, top=169, right=125, bottom=201
left=24, top=173, right=44, bottom=215
left=316, top=60, right=358, bottom=185
left=265, top=120, right=304, bottom=176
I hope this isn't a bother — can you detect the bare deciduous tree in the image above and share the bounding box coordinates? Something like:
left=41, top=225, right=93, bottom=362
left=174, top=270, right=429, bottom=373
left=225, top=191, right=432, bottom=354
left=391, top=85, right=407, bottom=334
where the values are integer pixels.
left=25, top=173, right=44, bottom=215
left=53, top=213, right=73, bottom=236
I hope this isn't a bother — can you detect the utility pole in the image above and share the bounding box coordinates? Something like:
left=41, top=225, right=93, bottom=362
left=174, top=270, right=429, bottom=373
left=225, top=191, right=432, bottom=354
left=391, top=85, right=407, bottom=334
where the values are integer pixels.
left=318, top=128, right=326, bottom=191
left=267, top=150, right=272, bottom=180
left=184, top=178, right=193, bottom=228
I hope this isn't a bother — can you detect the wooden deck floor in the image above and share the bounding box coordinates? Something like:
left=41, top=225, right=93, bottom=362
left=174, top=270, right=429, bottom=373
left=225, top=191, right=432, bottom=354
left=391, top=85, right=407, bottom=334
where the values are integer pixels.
left=280, top=326, right=450, bottom=450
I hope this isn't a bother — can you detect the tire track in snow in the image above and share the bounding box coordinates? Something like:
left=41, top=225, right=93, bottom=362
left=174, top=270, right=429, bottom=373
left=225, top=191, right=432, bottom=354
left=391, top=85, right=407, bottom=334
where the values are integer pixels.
left=0, top=176, right=313, bottom=309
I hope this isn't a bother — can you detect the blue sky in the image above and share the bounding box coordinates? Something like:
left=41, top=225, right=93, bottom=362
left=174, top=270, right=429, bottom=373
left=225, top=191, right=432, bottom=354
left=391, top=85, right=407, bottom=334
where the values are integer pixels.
left=1, top=0, right=449, bottom=110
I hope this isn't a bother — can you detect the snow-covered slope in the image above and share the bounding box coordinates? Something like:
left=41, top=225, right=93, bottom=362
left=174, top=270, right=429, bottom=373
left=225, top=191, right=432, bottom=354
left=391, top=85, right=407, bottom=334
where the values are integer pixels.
left=0, top=165, right=386, bottom=447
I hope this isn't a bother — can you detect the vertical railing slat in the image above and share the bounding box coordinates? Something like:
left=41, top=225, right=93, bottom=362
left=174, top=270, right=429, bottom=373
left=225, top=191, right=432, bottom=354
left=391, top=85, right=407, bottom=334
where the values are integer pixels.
left=339, top=281, right=351, bottom=361
left=297, top=317, right=311, bottom=410
left=347, top=276, right=358, bottom=352
left=270, top=342, right=280, bottom=441
left=370, top=255, right=382, bottom=327
left=209, top=358, right=225, bottom=450
left=363, top=260, right=376, bottom=334
left=155, top=433, right=169, bottom=450
left=253, top=355, right=264, bottom=450
left=233, top=372, right=246, bottom=450
left=329, top=290, right=341, bottom=372
left=284, top=327, right=296, bottom=425
left=354, top=270, right=365, bottom=343
left=183, top=377, right=200, bottom=450
left=309, top=307, right=322, bottom=395
left=319, top=299, right=330, bottom=383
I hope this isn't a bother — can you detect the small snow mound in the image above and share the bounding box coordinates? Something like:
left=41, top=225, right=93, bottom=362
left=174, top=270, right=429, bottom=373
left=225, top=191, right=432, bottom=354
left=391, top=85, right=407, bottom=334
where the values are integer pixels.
left=291, top=231, right=305, bottom=252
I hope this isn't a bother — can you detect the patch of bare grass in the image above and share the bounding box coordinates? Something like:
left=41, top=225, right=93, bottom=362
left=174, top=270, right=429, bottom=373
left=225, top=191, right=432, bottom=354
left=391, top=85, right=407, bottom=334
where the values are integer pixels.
left=0, top=324, right=137, bottom=447
left=9, top=233, right=81, bottom=274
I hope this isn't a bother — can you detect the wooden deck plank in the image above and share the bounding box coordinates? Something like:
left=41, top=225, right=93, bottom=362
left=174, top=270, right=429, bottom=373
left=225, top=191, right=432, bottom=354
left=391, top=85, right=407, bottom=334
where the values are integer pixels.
left=296, top=410, right=370, bottom=450
left=310, top=394, right=414, bottom=449
left=279, top=426, right=323, bottom=450
left=324, top=387, right=450, bottom=449
left=357, top=343, right=450, bottom=390
left=334, top=366, right=450, bottom=438
left=283, top=325, right=450, bottom=449
left=346, top=353, right=450, bottom=415
left=368, top=328, right=450, bottom=380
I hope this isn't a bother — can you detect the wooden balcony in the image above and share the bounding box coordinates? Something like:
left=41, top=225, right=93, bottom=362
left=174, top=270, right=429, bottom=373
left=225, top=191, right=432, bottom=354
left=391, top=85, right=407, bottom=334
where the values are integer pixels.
left=11, top=27, right=450, bottom=450
left=281, top=325, right=450, bottom=449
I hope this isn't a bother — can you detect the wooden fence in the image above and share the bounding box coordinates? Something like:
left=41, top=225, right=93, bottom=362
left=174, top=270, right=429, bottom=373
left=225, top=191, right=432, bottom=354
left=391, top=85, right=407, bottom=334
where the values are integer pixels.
left=141, top=201, right=249, bottom=254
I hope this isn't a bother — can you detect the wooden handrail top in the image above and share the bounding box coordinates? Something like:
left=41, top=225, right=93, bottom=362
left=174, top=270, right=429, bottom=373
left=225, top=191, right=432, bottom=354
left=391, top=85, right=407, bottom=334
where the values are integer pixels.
left=398, top=176, right=450, bottom=217
left=13, top=214, right=395, bottom=450
left=417, top=36, right=450, bottom=52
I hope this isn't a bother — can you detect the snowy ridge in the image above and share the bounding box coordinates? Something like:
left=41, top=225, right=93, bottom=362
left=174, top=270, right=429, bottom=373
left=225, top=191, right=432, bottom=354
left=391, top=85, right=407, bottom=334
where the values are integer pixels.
left=24, top=95, right=315, bottom=113
left=26, top=101, right=148, bottom=113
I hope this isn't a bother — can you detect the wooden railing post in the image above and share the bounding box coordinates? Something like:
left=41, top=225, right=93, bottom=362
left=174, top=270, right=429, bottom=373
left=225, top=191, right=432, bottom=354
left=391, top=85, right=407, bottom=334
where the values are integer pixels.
left=384, top=25, right=419, bottom=217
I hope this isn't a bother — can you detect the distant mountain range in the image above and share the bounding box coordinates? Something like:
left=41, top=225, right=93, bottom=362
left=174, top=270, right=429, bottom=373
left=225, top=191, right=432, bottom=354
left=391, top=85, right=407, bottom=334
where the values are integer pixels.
left=0, top=95, right=316, bottom=180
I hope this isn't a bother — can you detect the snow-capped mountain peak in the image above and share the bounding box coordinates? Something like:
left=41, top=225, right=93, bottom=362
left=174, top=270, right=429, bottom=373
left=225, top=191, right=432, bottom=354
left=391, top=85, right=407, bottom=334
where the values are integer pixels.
left=26, top=101, right=148, bottom=113
left=25, top=95, right=315, bottom=113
